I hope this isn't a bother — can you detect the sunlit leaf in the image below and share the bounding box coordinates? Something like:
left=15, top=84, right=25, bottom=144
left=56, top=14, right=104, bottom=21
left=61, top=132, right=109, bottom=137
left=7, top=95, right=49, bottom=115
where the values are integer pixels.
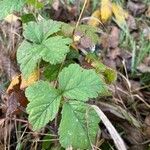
left=88, top=10, right=101, bottom=27
left=100, top=0, right=112, bottom=22
left=112, top=3, right=128, bottom=25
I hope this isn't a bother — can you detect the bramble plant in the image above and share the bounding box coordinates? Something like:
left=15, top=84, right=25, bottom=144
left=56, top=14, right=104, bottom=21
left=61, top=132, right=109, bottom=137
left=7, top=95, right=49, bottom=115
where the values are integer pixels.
left=17, top=19, right=109, bottom=149
left=0, top=0, right=116, bottom=149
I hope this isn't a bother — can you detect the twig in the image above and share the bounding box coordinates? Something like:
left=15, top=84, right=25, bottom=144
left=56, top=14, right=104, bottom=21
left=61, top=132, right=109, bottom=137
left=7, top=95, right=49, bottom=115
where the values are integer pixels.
left=74, top=0, right=88, bottom=33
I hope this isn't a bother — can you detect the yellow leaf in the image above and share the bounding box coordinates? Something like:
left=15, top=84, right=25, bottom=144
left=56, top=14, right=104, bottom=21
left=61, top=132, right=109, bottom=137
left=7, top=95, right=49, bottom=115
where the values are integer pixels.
left=6, top=75, right=20, bottom=93
left=112, top=3, right=128, bottom=25
left=20, top=70, right=39, bottom=89
left=73, top=34, right=81, bottom=42
left=100, top=0, right=112, bottom=22
left=5, top=14, right=20, bottom=23
left=88, top=10, right=101, bottom=27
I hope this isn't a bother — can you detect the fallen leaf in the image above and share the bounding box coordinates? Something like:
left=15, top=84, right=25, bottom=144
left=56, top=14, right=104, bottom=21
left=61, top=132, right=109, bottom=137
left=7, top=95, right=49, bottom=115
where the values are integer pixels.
left=100, top=0, right=112, bottom=22
left=146, top=5, right=150, bottom=18
left=88, top=9, right=101, bottom=27
left=20, top=69, right=39, bottom=89
left=112, top=3, right=128, bottom=25
left=108, top=26, right=120, bottom=49
left=127, top=1, right=146, bottom=16
left=127, top=15, right=137, bottom=31
left=6, top=75, right=20, bottom=94
left=137, top=64, right=150, bottom=73
left=107, top=47, right=121, bottom=60
left=143, top=27, right=150, bottom=41
left=4, top=14, right=20, bottom=23
left=0, top=119, right=5, bottom=126
left=73, top=31, right=83, bottom=42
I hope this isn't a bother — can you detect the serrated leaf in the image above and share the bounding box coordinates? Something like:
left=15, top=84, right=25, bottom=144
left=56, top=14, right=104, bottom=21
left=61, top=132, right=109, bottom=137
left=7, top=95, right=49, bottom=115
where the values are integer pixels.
left=25, top=81, right=61, bottom=130
left=41, top=36, right=71, bottom=64
left=17, top=41, right=41, bottom=78
left=58, top=64, right=107, bottom=101
left=17, top=19, right=72, bottom=79
left=0, top=0, right=26, bottom=20
left=23, top=19, right=61, bottom=44
left=59, top=101, right=100, bottom=149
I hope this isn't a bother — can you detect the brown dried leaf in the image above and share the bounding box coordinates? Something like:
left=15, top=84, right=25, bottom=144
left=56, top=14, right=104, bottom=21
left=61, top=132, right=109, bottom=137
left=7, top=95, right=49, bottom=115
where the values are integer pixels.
left=146, top=5, right=150, bottom=18
left=108, top=26, right=120, bottom=49
left=137, top=64, right=150, bottom=73
left=127, top=15, right=137, bottom=31
left=127, top=1, right=146, bottom=16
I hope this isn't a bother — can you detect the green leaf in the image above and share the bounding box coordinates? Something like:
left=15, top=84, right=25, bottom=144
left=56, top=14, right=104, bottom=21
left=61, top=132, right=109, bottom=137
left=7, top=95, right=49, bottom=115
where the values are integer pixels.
left=42, top=132, right=53, bottom=150
left=0, top=0, right=26, bottom=20
left=17, top=41, right=44, bottom=78
left=17, top=41, right=41, bottom=78
left=86, top=53, right=117, bottom=84
left=59, top=101, right=100, bottom=149
left=17, top=19, right=72, bottom=78
left=26, top=81, right=62, bottom=130
left=103, top=68, right=117, bottom=84
left=21, top=13, right=36, bottom=23
left=27, top=0, right=44, bottom=9
left=23, top=19, right=61, bottom=44
left=58, top=64, right=107, bottom=101
left=41, top=36, right=71, bottom=64
left=44, top=64, right=61, bottom=82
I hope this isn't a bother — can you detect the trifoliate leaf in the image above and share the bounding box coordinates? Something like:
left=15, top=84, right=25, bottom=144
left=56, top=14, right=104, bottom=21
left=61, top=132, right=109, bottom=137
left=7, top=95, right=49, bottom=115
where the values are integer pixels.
left=0, top=0, right=26, bottom=20
left=26, top=81, right=62, bottom=130
left=100, top=0, right=112, bottom=22
left=23, top=19, right=61, bottom=44
left=58, top=64, right=107, bottom=101
left=59, top=101, right=100, bottom=149
left=17, top=19, right=72, bottom=79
